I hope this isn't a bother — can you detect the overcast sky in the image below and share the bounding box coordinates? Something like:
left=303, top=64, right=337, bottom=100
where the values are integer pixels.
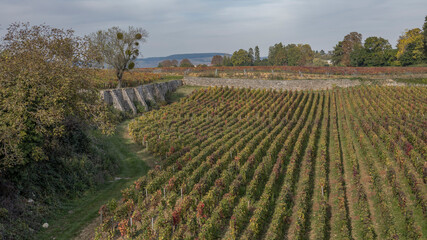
left=1, top=0, right=426, bottom=57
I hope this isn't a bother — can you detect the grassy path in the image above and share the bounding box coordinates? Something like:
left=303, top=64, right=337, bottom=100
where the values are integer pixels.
left=36, top=85, right=202, bottom=240
left=36, top=121, right=155, bottom=240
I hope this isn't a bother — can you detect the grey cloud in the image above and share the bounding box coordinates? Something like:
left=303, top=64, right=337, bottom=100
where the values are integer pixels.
left=0, top=0, right=426, bottom=56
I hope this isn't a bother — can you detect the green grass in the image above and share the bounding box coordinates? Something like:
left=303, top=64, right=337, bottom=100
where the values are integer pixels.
left=153, top=75, right=184, bottom=83
left=407, top=63, right=427, bottom=67
left=394, top=78, right=427, bottom=85
left=36, top=121, right=155, bottom=240
left=166, top=85, right=206, bottom=103
left=161, top=75, right=184, bottom=80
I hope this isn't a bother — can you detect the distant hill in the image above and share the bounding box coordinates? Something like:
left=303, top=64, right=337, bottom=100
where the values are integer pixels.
left=135, top=53, right=231, bottom=68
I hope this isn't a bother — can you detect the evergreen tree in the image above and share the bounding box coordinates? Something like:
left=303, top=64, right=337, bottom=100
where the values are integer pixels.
left=222, top=56, right=233, bottom=66
left=423, top=16, right=427, bottom=61
left=248, top=47, right=254, bottom=65
left=255, top=46, right=261, bottom=64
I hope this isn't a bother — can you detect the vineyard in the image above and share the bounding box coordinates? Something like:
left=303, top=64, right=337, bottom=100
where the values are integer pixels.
left=138, top=66, right=427, bottom=81
left=96, top=86, right=427, bottom=239
left=91, top=70, right=163, bottom=89
left=139, top=65, right=427, bottom=75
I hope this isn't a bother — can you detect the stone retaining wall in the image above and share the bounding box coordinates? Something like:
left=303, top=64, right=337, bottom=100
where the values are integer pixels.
left=100, top=80, right=183, bottom=114
left=182, top=76, right=362, bottom=90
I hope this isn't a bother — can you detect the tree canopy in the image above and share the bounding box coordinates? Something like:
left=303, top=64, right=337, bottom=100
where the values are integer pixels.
left=0, top=23, right=114, bottom=173
left=424, top=16, right=427, bottom=59
left=222, top=55, right=233, bottom=66
left=268, top=43, right=287, bottom=66
left=158, top=59, right=178, bottom=67
left=331, top=16, right=427, bottom=67
left=332, top=32, right=362, bottom=66
left=231, top=49, right=252, bottom=66
left=211, top=55, right=224, bottom=66
left=268, top=43, right=314, bottom=66
left=350, top=36, right=395, bottom=66
left=396, top=28, right=425, bottom=66
left=179, top=58, right=194, bottom=67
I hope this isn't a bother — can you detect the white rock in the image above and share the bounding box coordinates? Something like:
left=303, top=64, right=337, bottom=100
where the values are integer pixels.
left=27, top=199, right=34, bottom=203
left=42, top=223, right=49, bottom=228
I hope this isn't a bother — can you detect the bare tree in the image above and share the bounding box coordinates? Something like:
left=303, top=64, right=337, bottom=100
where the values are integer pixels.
left=88, top=26, right=148, bottom=88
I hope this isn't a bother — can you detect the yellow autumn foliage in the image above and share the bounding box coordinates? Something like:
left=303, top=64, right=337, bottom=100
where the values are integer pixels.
left=396, top=28, right=424, bottom=61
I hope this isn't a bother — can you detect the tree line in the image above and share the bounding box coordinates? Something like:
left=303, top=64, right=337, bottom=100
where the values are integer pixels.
left=210, top=44, right=326, bottom=67
left=332, top=17, right=427, bottom=66
left=158, top=58, right=194, bottom=67
left=211, top=16, right=427, bottom=67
